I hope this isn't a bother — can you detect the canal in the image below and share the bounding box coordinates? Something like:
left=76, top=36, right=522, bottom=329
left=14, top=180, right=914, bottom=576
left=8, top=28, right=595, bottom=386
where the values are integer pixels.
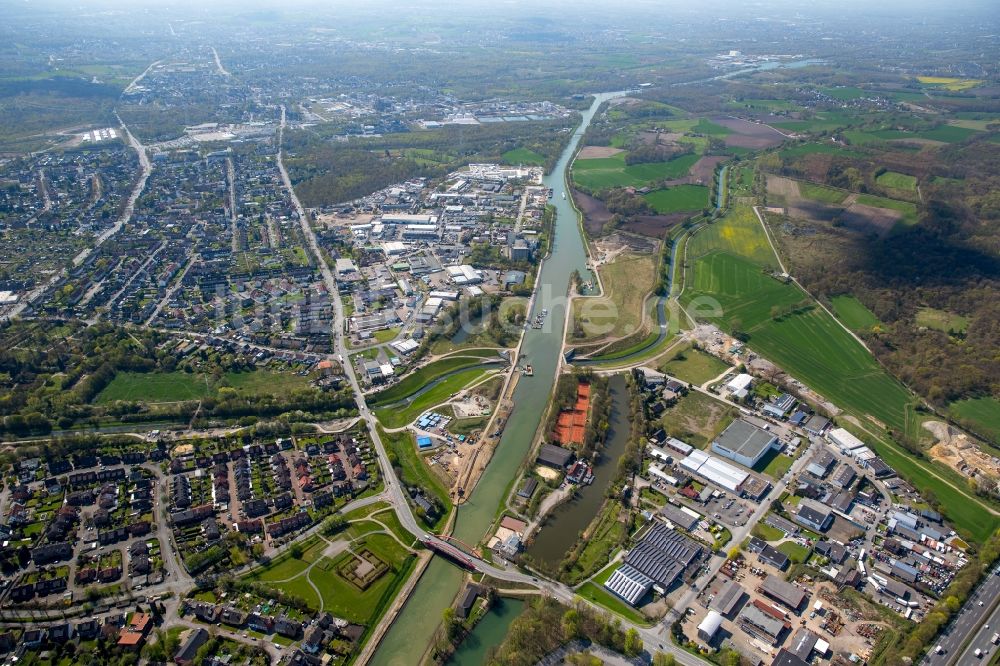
left=526, top=373, right=632, bottom=569
left=370, top=90, right=627, bottom=666
left=447, top=598, right=526, bottom=666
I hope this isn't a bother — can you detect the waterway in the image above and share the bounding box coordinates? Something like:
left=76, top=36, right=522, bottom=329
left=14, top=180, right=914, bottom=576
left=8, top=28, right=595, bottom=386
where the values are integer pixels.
left=370, top=90, right=627, bottom=666
left=526, top=373, right=632, bottom=569
left=446, top=597, right=526, bottom=666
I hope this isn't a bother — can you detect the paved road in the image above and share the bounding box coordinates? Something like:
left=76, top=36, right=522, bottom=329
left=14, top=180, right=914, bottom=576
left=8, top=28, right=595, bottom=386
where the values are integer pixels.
left=924, top=565, right=1000, bottom=666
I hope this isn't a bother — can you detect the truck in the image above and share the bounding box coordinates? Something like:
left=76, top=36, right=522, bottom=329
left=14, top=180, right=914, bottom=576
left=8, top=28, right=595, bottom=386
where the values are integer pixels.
left=992, top=633, right=999, bottom=645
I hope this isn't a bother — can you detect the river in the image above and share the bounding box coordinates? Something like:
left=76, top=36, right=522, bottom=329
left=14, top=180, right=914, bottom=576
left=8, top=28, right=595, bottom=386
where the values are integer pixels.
left=370, top=90, right=626, bottom=666
left=526, top=373, right=632, bottom=569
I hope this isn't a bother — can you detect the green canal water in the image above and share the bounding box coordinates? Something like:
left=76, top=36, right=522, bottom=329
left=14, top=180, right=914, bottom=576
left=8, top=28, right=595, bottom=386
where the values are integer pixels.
left=370, top=91, right=627, bottom=666
left=446, top=598, right=526, bottom=665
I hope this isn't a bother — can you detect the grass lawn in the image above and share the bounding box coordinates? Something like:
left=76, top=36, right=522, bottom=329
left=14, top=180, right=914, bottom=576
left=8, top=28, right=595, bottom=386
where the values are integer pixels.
left=797, top=181, right=849, bottom=205
left=222, top=370, right=310, bottom=396
left=96, top=371, right=212, bottom=403
left=751, top=522, right=785, bottom=542
left=373, top=327, right=400, bottom=344
left=876, top=171, right=918, bottom=191
left=562, top=502, right=627, bottom=584
left=644, top=185, right=711, bottom=213
left=377, top=426, right=452, bottom=526
left=369, top=355, right=491, bottom=406
left=502, top=147, right=546, bottom=165
left=831, top=295, right=880, bottom=331
left=659, top=345, right=730, bottom=385
left=374, top=367, right=491, bottom=428
left=777, top=541, right=811, bottom=563
left=915, top=307, right=969, bottom=334
left=950, top=397, right=1000, bottom=445
left=571, top=253, right=656, bottom=343
left=755, top=449, right=795, bottom=480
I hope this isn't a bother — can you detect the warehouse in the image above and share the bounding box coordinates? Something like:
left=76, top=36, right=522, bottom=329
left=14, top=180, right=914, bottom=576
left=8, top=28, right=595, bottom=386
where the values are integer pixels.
left=712, top=419, right=779, bottom=468
left=659, top=503, right=700, bottom=531
left=739, top=604, right=786, bottom=643
left=679, top=450, right=749, bottom=493
left=827, top=427, right=865, bottom=453
left=709, top=579, right=746, bottom=617
left=603, top=564, right=655, bottom=606
left=794, top=499, right=833, bottom=532
left=760, top=575, right=807, bottom=611
left=624, top=522, right=704, bottom=591
left=536, top=444, right=573, bottom=469
left=446, top=264, right=483, bottom=285
left=697, top=611, right=724, bottom=642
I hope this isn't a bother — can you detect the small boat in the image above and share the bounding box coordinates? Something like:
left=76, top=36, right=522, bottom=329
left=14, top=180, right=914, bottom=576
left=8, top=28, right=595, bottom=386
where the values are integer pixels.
left=562, top=191, right=566, bottom=199
left=523, top=364, right=534, bottom=376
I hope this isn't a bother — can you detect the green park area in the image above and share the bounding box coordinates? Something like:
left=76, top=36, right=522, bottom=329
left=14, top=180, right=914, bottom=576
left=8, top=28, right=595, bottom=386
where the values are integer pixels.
left=378, top=427, right=452, bottom=528
left=644, top=185, right=711, bottom=213
left=916, top=307, right=969, bottom=334
left=831, top=295, right=880, bottom=331
left=374, top=367, right=492, bottom=429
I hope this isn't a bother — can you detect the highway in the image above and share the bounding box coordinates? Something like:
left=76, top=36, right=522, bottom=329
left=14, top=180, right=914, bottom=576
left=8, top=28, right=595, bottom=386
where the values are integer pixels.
left=924, top=564, right=1000, bottom=666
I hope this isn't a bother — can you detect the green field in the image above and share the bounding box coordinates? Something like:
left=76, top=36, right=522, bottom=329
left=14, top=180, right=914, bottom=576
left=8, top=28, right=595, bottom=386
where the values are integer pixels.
left=855, top=194, right=919, bottom=226
left=659, top=345, right=730, bottom=386
left=572, top=152, right=700, bottom=190
left=871, top=125, right=979, bottom=144
left=798, top=181, right=849, bottom=204
left=502, top=147, right=546, bottom=165
left=831, top=295, right=880, bottom=331
left=777, top=541, right=811, bottom=563
left=915, top=307, right=969, bottom=334
left=876, top=171, right=918, bottom=191
left=96, top=369, right=309, bottom=404
left=728, top=99, right=803, bottom=112
left=780, top=142, right=865, bottom=159
left=770, top=111, right=859, bottom=133
left=693, top=118, right=732, bottom=136
left=97, top=371, right=212, bottom=403
left=644, top=185, right=711, bottom=213
left=950, top=397, right=1000, bottom=445
left=368, top=355, right=491, bottom=406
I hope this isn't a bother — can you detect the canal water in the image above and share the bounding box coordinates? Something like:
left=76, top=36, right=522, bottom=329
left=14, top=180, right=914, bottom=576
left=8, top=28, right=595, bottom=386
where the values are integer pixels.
left=526, top=373, right=632, bottom=569
left=370, top=90, right=627, bottom=666
left=446, top=597, right=526, bottom=666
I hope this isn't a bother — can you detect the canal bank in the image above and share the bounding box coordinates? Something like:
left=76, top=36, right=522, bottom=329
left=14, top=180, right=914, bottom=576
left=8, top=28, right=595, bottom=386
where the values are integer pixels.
left=446, top=597, right=526, bottom=666
left=526, top=373, right=632, bottom=570
left=369, top=90, right=627, bottom=666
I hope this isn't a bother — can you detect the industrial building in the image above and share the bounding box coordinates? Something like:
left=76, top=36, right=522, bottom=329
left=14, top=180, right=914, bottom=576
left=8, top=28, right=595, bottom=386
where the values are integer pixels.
left=709, top=579, right=746, bottom=617
left=711, top=419, right=779, bottom=469
left=679, top=449, right=749, bottom=493
left=622, top=522, right=704, bottom=592
left=603, top=564, right=655, bottom=606
left=697, top=611, right=724, bottom=642
left=760, top=575, right=808, bottom=611
left=794, top=499, right=834, bottom=532
left=536, top=444, right=573, bottom=469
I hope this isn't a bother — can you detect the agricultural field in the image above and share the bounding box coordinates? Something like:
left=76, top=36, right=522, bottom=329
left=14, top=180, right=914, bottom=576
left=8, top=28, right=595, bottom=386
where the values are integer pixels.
left=658, top=344, right=731, bottom=386
left=769, top=111, right=860, bottom=133
left=685, top=205, right=779, bottom=267
left=875, top=170, right=918, bottom=191
left=798, top=181, right=849, bottom=205
left=831, top=295, right=880, bottom=331
left=779, top=142, right=866, bottom=159
left=644, top=184, right=710, bottom=213
left=871, top=125, right=981, bottom=144
left=572, top=152, right=699, bottom=191
left=916, top=76, right=983, bottom=91
left=915, top=307, right=969, bottom=334
left=854, top=194, right=918, bottom=226
left=950, top=397, right=1000, bottom=445
left=571, top=253, right=657, bottom=343
left=502, top=147, right=546, bottom=165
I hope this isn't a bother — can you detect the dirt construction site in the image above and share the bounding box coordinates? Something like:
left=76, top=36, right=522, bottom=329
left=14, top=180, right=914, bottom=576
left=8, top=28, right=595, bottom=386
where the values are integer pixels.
left=926, top=420, right=1000, bottom=479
